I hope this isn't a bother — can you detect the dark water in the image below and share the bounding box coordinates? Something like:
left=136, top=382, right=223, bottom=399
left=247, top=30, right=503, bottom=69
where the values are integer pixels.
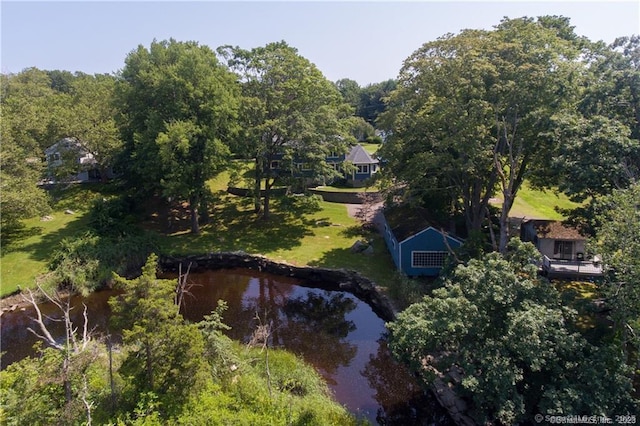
left=1, top=269, right=451, bottom=425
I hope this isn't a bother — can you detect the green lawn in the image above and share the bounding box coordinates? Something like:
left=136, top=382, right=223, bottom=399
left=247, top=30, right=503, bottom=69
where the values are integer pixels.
left=491, top=181, right=582, bottom=220
left=0, top=184, right=115, bottom=296
left=360, top=143, right=380, bottom=155
left=0, top=173, right=583, bottom=300
left=156, top=194, right=396, bottom=286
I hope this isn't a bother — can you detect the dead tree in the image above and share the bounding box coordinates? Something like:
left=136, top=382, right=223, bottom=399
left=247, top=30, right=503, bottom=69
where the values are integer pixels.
left=23, top=286, right=96, bottom=424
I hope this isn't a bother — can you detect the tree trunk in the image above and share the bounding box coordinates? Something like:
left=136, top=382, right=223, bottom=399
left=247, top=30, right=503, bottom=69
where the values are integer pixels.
left=254, top=157, right=263, bottom=214
left=190, top=194, right=200, bottom=234
left=99, top=164, right=109, bottom=183
left=263, top=185, right=271, bottom=220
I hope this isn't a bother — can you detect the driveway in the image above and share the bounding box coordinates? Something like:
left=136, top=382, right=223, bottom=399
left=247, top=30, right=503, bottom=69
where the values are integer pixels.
left=345, top=202, right=385, bottom=234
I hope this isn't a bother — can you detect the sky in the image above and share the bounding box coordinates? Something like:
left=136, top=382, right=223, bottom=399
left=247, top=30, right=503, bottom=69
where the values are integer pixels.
left=1, top=1, right=639, bottom=86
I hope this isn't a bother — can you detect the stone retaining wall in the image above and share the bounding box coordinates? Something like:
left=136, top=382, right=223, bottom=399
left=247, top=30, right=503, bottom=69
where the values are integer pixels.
left=309, top=189, right=382, bottom=204
left=227, top=187, right=288, bottom=197
left=159, top=252, right=396, bottom=322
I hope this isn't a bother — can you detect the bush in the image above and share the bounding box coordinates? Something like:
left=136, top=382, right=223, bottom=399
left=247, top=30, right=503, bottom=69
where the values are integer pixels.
left=47, top=231, right=159, bottom=294
left=88, top=196, right=138, bottom=237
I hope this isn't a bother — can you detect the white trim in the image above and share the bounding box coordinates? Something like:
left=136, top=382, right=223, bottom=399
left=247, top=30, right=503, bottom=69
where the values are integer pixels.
left=398, top=226, right=463, bottom=246
left=356, top=164, right=369, bottom=174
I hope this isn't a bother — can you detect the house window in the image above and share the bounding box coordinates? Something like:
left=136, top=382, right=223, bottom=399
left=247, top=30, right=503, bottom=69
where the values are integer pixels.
left=553, top=240, right=574, bottom=260
left=299, top=163, right=311, bottom=171
left=328, top=162, right=338, bottom=170
left=412, top=251, right=447, bottom=268
left=328, top=151, right=339, bottom=158
left=49, top=153, right=60, bottom=162
left=356, top=164, right=369, bottom=174
left=270, top=160, right=280, bottom=169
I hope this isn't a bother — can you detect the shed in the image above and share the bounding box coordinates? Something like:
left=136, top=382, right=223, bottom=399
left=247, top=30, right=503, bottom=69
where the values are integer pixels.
left=382, top=205, right=463, bottom=276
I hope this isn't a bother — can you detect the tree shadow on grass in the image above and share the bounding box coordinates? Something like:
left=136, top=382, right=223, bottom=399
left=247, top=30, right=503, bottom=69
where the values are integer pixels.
left=10, top=215, right=90, bottom=263
left=1, top=225, right=44, bottom=252
left=160, top=195, right=319, bottom=256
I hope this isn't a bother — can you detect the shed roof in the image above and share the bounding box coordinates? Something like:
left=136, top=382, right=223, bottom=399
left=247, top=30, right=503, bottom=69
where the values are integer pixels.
left=345, top=144, right=379, bottom=165
left=384, top=204, right=460, bottom=243
left=525, top=219, right=585, bottom=240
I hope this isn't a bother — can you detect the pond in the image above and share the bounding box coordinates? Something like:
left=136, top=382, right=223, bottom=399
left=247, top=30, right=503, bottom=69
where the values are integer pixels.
left=1, top=268, right=452, bottom=425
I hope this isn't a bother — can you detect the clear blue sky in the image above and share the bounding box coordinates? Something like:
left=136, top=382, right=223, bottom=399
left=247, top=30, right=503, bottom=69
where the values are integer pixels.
left=2, top=1, right=639, bottom=85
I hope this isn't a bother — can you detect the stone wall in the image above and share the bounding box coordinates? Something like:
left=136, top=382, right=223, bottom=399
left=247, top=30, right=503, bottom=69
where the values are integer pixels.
left=159, top=252, right=396, bottom=322
left=309, top=189, right=382, bottom=204
left=227, top=187, right=288, bottom=197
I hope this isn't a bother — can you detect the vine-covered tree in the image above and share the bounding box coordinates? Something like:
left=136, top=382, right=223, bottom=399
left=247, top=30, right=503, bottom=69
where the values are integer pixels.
left=387, top=240, right=637, bottom=424
left=116, top=39, right=239, bottom=233
left=379, top=16, right=586, bottom=252
left=219, top=41, right=354, bottom=219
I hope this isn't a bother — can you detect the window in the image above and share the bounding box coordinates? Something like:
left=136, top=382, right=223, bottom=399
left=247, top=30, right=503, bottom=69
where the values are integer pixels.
left=328, top=151, right=339, bottom=158
left=270, top=160, right=280, bottom=170
left=553, top=240, right=574, bottom=260
left=299, top=163, right=311, bottom=171
left=412, top=251, right=447, bottom=268
left=356, top=164, right=369, bottom=174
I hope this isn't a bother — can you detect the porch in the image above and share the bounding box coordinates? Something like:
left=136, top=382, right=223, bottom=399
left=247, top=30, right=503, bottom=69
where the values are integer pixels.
left=541, top=255, right=604, bottom=279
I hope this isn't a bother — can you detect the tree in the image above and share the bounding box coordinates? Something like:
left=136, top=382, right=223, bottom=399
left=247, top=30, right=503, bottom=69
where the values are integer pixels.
left=387, top=240, right=637, bottom=424
left=0, top=69, right=62, bottom=238
left=380, top=17, right=585, bottom=252
left=219, top=41, right=354, bottom=219
left=63, top=73, right=123, bottom=182
left=593, top=184, right=640, bottom=370
left=116, top=39, right=239, bottom=233
left=539, top=36, right=640, bottom=209
left=335, top=78, right=361, bottom=111
left=358, top=79, right=396, bottom=125
left=109, top=254, right=208, bottom=417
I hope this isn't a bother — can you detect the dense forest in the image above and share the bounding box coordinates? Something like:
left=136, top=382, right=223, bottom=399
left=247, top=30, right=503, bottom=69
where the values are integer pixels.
left=1, top=15, right=639, bottom=425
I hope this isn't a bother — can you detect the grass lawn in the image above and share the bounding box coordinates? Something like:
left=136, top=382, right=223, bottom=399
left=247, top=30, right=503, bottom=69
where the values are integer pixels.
left=360, top=143, right=380, bottom=155
left=156, top=193, right=397, bottom=287
left=491, top=181, right=582, bottom=220
left=0, top=184, right=115, bottom=297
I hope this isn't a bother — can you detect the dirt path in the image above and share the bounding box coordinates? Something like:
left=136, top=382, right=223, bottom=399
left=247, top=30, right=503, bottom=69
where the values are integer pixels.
left=345, top=202, right=385, bottom=234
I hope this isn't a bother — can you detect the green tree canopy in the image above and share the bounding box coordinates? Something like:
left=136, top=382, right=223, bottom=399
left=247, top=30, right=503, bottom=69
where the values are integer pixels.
left=62, top=73, right=122, bottom=181
left=116, top=39, right=240, bottom=233
left=379, top=16, right=587, bottom=252
left=219, top=41, right=354, bottom=219
left=387, top=240, right=637, bottom=424
left=540, top=36, right=640, bottom=207
left=593, top=183, right=640, bottom=368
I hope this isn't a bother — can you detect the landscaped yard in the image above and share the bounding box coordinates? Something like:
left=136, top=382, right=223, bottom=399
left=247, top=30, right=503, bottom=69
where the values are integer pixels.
left=0, top=171, right=583, bottom=300
left=0, top=178, right=397, bottom=298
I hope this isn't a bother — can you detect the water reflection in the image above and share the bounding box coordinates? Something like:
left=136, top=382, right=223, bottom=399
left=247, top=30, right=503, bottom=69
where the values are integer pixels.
left=1, top=268, right=452, bottom=425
